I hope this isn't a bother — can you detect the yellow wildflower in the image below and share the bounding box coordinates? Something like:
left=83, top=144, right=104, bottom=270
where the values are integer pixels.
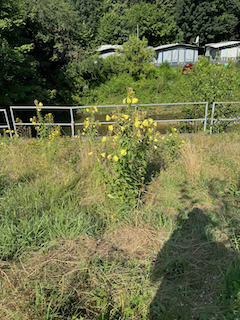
left=149, top=136, right=153, bottom=140
left=85, top=120, right=89, bottom=127
left=148, top=128, right=153, bottom=135
left=107, top=154, right=112, bottom=159
left=173, top=128, right=177, bottom=131
left=82, top=132, right=85, bottom=135
left=182, top=140, right=185, bottom=143
left=154, top=138, right=158, bottom=142
left=179, top=145, right=182, bottom=148
left=132, top=98, right=138, bottom=104
left=123, top=98, right=126, bottom=104
left=154, top=146, right=157, bottom=149
left=169, top=133, right=172, bottom=136
left=120, top=150, right=127, bottom=156
left=121, top=126, right=125, bottom=131
left=166, top=138, right=169, bottom=141
left=134, top=121, right=140, bottom=128
left=108, top=125, right=113, bottom=131
left=127, top=98, right=131, bottom=104
left=130, top=90, right=135, bottom=95
left=101, top=136, right=107, bottom=142
left=94, top=106, right=98, bottom=112
left=113, top=155, right=118, bottom=161
left=39, top=102, right=43, bottom=107
left=137, top=131, right=141, bottom=137
left=32, top=122, right=36, bottom=125
left=106, top=115, right=111, bottom=121
left=148, top=118, right=153, bottom=124
left=30, top=118, right=33, bottom=122
left=113, top=136, right=118, bottom=141
left=86, top=108, right=89, bottom=112
left=88, top=152, right=93, bottom=156
left=142, top=120, right=148, bottom=127
left=101, top=153, right=106, bottom=158
left=123, top=114, right=129, bottom=120
left=153, top=122, right=157, bottom=127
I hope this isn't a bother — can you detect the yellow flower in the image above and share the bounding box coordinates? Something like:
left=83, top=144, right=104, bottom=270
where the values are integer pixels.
left=123, top=98, right=126, bottom=104
left=88, top=152, right=93, bottom=156
left=130, top=90, right=135, bottom=95
left=37, top=108, right=42, bottom=112
left=173, top=128, right=177, bottom=131
left=113, top=155, right=118, bottom=161
left=30, top=118, right=33, bottom=122
left=169, top=133, right=172, bottom=136
left=39, top=102, right=43, bottom=107
left=107, top=154, right=112, bottom=159
left=127, top=98, right=131, bottom=104
left=85, top=120, right=89, bottom=127
left=153, top=122, right=157, bottom=127
left=166, top=138, right=169, bottom=141
left=113, top=136, right=118, bottom=141
left=82, top=132, right=85, bottom=135
left=182, top=140, right=185, bottom=143
left=148, top=118, right=153, bottom=124
left=132, top=98, right=138, bottom=104
left=149, top=136, right=153, bottom=140
left=134, top=121, right=140, bottom=128
left=98, top=122, right=101, bottom=126
left=123, top=114, right=129, bottom=120
left=175, top=136, right=177, bottom=138
left=32, top=122, right=36, bottom=125
left=94, top=106, right=98, bottom=112
left=148, top=128, right=153, bottom=135
left=101, top=136, right=107, bottom=142
left=137, top=131, right=141, bottom=137
left=120, top=150, right=127, bottom=156
left=86, top=108, right=89, bottom=112
left=154, top=138, right=158, bottom=142
left=101, top=153, right=106, bottom=157
left=106, top=115, right=111, bottom=121
left=154, top=146, right=157, bottom=149
left=108, top=125, right=113, bottom=131
left=142, top=120, right=148, bottom=127
left=179, top=145, right=182, bottom=148
left=121, top=126, right=125, bottom=131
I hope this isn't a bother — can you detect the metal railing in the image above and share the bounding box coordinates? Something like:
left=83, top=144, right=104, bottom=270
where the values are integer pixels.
left=0, top=109, right=12, bottom=138
left=210, top=101, right=240, bottom=134
left=10, top=102, right=209, bottom=138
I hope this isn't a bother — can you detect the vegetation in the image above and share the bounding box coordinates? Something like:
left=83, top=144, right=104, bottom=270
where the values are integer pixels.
left=1, top=103, right=240, bottom=319
left=2, top=0, right=240, bottom=106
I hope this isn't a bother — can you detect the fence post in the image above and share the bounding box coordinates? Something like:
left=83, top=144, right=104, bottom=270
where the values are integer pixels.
left=203, top=102, right=208, bottom=132
left=210, top=102, right=215, bottom=134
left=70, top=108, right=75, bottom=138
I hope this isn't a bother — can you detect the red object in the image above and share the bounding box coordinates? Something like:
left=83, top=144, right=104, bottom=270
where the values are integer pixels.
left=182, top=63, right=194, bottom=74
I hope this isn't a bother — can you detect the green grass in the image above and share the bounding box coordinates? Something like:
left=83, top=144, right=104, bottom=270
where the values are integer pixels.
left=0, top=131, right=240, bottom=319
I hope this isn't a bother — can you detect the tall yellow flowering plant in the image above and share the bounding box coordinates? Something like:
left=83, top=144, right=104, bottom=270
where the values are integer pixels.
left=92, top=90, right=159, bottom=201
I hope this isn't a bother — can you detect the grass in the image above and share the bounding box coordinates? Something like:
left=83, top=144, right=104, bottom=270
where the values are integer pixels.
left=0, top=131, right=240, bottom=319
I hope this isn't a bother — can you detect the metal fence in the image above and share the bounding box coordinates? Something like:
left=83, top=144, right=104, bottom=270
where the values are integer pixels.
left=10, top=102, right=209, bottom=137
left=210, top=101, right=240, bottom=134
left=0, top=109, right=12, bottom=138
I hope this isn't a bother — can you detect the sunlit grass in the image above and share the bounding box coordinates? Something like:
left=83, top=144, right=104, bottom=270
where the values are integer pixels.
left=0, top=132, right=240, bottom=319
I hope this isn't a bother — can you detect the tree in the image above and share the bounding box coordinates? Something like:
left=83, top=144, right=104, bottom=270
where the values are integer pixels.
left=115, top=36, right=155, bottom=79
left=175, top=0, right=240, bottom=45
left=124, top=2, right=182, bottom=47
left=0, top=0, right=40, bottom=105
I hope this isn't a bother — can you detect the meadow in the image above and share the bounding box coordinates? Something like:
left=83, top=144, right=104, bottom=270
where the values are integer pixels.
left=0, top=101, right=240, bottom=320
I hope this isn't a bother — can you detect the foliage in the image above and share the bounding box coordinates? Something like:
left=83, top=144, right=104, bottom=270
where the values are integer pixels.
left=124, top=2, right=182, bottom=47
left=174, top=0, right=240, bottom=45
left=115, top=36, right=155, bottom=80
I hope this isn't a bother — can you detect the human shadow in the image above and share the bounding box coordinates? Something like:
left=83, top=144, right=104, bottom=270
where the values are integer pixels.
left=149, top=208, right=240, bottom=319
